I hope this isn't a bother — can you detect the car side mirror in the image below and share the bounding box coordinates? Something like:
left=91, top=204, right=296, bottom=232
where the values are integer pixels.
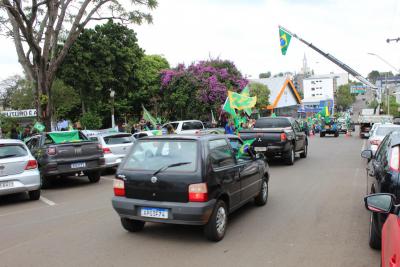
left=361, top=150, right=373, bottom=159
left=364, top=193, right=395, bottom=214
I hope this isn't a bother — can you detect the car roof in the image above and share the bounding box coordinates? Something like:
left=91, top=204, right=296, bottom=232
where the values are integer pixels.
left=0, top=139, right=25, bottom=144
left=165, top=120, right=202, bottom=124
left=97, top=132, right=131, bottom=137
left=140, top=134, right=235, bottom=141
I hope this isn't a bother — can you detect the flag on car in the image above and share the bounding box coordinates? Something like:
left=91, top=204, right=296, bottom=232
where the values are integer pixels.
left=240, top=86, right=253, bottom=116
left=279, top=26, right=292, bottom=55
left=142, top=105, right=157, bottom=128
left=237, top=138, right=256, bottom=159
left=223, top=97, right=237, bottom=116
left=33, top=122, right=45, bottom=132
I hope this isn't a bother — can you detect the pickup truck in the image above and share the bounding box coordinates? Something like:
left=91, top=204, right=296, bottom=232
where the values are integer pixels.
left=239, top=117, right=308, bottom=165
left=25, top=131, right=105, bottom=186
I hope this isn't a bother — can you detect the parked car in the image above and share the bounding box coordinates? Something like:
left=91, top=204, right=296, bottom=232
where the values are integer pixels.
left=0, top=139, right=41, bottom=200
left=162, top=120, right=205, bottom=134
left=368, top=124, right=400, bottom=154
left=361, top=131, right=400, bottom=249
left=239, top=117, right=307, bottom=165
left=364, top=193, right=400, bottom=267
left=112, top=134, right=269, bottom=241
left=25, top=131, right=105, bottom=186
left=89, top=133, right=135, bottom=168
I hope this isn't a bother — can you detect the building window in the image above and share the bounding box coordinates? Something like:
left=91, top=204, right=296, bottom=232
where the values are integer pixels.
left=311, top=88, right=315, bottom=91
left=312, top=94, right=315, bottom=97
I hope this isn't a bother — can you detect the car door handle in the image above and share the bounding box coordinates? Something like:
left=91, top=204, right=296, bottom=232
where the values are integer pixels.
left=390, top=254, right=397, bottom=267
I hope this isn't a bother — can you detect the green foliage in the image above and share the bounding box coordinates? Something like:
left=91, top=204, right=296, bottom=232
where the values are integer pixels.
left=80, top=112, right=102, bottom=130
left=367, top=70, right=380, bottom=83
left=369, top=99, right=379, bottom=110
left=8, top=79, right=35, bottom=110
left=336, top=84, right=355, bottom=111
left=248, top=82, right=270, bottom=110
left=382, top=96, right=400, bottom=117
left=58, top=21, right=145, bottom=125
left=0, top=115, right=19, bottom=137
left=259, top=72, right=271, bottom=79
left=52, top=79, right=81, bottom=121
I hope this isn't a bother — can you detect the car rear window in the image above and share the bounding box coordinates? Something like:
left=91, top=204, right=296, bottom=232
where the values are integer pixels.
left=254, top=118, right=291, bottom=128
left=123, top=140, right=197, bottom=172
left=0, top=144, right=27, bottom=159
left=182, top=121, right=203, bottom=130
left=45, top=131, right=88, bottom=144
left=376, top=126, right=400, bottom=136
left=103, top=134, right=133, bottom=145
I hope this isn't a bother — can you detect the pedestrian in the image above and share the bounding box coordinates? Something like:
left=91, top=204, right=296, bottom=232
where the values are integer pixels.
left=10, top=127, right=18, bottom=139
left=21, top=126, right=31, bottom=140
left=224, top=121, right=234, bottom=135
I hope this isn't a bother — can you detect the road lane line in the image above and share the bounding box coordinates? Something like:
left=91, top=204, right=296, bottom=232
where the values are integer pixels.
left=101, top=176, right=114, bottom=181
left=361, top=139, right=367, bottom=151
left=39, top=196, right=56, bottom=206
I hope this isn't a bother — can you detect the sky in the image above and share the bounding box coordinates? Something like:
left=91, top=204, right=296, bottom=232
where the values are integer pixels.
left=1, top=0, right=400, bottom=81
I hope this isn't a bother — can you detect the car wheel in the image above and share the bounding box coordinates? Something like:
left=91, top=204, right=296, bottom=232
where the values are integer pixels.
left=334, top=133, right=339, bottom=137
left=87, top=171, right=101, bottom=183
left=121, top=218, right=145, bottom=232
left=320, top=133, right=324, bottom=138
left=300, top=144, right=308, bottom=158
left=41, top=175, right=51, bottom=189
left=204, top=200, right=228, bottom=242
left=369, top=212, right=381, bottom=249
left=285, top=146, right=295, bottom=165
left=28, top=189, right=41, bottom=200
left=254, top=179, right=268, bottom=206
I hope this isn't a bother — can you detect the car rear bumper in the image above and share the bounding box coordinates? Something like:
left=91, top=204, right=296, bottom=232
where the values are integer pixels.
left=0, top=169, right=41, bottom=196
left=41, top=158, right=106, bottom=177
left=112, top=197, right=216, bottom=225
left=254, top=142, right=291, bottom=157
left=104, top=154, right=124, bottom=167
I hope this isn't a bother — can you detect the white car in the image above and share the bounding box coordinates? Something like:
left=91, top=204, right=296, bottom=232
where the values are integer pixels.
left=90, top=133, right=135, bottom=168
left=132, top=130, right=158, bottom=139
left=162, top=120, right=205, bottom=134
left=0, top=139, right=41, bottom=200
left=368, top=124, right=400, bottom=154
left=369, top=122, right=393, bottom=137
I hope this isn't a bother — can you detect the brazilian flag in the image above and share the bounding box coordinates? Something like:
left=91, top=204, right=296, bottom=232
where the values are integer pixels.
left=279, top=27, right=292, bottom=55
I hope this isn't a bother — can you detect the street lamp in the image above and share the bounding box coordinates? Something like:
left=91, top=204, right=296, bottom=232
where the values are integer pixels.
left=110, top=89, right=115, bottom=129
left=367, top=52, right=400, bottom=115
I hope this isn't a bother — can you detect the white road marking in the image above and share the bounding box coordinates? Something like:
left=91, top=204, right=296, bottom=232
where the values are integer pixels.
left=100, top=176, right=114, bottom=181
left=361, top=139, right=367, bottom=151
left=39, top=196, right=56, bottom=206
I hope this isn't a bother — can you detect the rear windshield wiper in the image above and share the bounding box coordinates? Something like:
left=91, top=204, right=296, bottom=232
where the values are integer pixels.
left=152, top=162, right=192, bottom=176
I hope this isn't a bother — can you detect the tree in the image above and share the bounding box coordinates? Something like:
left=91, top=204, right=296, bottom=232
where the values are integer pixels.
left=382, top=96, right=400, bottom=116
left=0, top=0, right=157, bottom=130
left=248, top=82, right=270, bottom=110
left=0, top=75, right=26, bottom=109
left=160, top=59, right=248, bottom=120
left=58, top=21, right=145, bottom=126
left=51, top=79, right=80, bottom=121
left=367, top=70, right=380, bottom=83
left=336, top=84, right=355, bottom=111
left=259, top=72, right=271, bottom=79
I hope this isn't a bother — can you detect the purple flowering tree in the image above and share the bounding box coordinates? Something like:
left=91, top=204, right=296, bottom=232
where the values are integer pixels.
left=159, top=59, right=248, bottom=120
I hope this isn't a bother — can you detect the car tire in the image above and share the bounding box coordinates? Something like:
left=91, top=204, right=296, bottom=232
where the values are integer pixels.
left=204, top=200, right=228, bottom=242
left=28, top=189, right=41, bottom=200
left=369, top=212, right=381, bottom=250
left=87, top=171, right=101, bottom=183
left=300, top=144, right=308, bottom=158
left=121, top=218, right=145, bottom=232
left=41, top=175, right=51, bottom=189
left=320, top=133, right=325, bottom=138
left=334, top=133, right=339, bottom=137
left=285, top=146, right=295, bottom=165
left=254, top=179, right=268, bottom=206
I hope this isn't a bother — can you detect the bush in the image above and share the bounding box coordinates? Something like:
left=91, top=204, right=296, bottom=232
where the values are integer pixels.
left=80, top=112, right=102, bottom=129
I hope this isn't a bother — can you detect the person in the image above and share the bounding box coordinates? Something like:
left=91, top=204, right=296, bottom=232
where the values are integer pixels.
left=166, top=124, right=175, bottom=134
left=224, top=121, right=234, bottom=135
left=10, top=128, right=18, bottom=139
left=21, top=126, right=31, bottom=140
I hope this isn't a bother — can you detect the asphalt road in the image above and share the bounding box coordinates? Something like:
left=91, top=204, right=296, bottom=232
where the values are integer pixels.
left=0, top=135, right=380, bottom=267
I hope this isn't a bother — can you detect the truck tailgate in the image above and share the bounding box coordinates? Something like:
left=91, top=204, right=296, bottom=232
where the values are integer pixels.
left=240, top=128, right=286, bottom=147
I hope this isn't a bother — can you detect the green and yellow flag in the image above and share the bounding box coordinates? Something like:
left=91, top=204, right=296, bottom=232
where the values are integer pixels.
left=279, top=27, right=292, bottom=55
left=142, top=105, right=157, bottom=128
left=228, top=91, right=257, bottom=110
left=223, top=97, right=237, bottom=117
left=240, top=86, right=253, bottom=116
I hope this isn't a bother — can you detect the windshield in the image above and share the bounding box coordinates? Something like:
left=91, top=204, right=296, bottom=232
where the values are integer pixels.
left=0, top=144, right=28, bottom=159
left=103, top=134, right=133, bottom=145
left=254, top=118, right=291, bottom=128
left=375, top=126, right=400, bottom=136
left=123, top=140, right=197, bottom=171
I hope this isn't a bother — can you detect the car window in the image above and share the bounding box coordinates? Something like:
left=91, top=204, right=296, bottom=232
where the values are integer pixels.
left=182, top=121, right=203, bottom=130
left=209, top=139, right=235, bottom=168
left=293, top=121, right=301, bottom=132
left=228, top=138, right=252, bottom=161
left=375, top=135, right=390, bottom=163
left=192, top=121, right=203, bottom=130
left=0, top=144, right=28, bottom=159
left=375, top=126, right=400, bottom=136
left=103, top=134, right=133, bottom=145
left=123, top=140, right=197, bottom=172
left=27, top=137, right=39, bottom=149
left=254, top=118, right=291, bottom=128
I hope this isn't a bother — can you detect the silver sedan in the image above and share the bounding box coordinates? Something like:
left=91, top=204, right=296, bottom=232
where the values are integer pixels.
left=0, top=139, right=41, bottom=200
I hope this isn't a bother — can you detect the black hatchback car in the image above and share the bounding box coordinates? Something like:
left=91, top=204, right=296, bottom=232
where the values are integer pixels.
left=112, top=134, right=269, bottom=241
left=362, top=131, right=400, bottom=249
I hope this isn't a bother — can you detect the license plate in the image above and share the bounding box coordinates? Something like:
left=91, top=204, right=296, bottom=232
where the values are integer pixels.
left=141, top=207, right=168, bottom=219
left=71, top=162, right=86, bottom=168
left=254, top=147, right=267, bottom=152
left=0, top=181, right=14, bottom=189
left=115, top=158, right=122, bottom=164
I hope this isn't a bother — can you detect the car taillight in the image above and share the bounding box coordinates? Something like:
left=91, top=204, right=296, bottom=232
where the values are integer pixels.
left=280, top=133, right=287, bottom=142
left=113, top=179, right=125, bottom=196
left=390, top=146, right=400, bottom=171
left=188, top=183, right=208, bottom=202
left=370, top=139, right=381, bottom=146
left=47, top=147, right=57, bottom=155
left=25, top=159, right=38, bottom=170
left=103, top=147, right=111, bottom=154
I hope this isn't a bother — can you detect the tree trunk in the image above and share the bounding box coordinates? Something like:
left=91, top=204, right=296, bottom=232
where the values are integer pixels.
left=37, top=64, right=53, bottom=131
